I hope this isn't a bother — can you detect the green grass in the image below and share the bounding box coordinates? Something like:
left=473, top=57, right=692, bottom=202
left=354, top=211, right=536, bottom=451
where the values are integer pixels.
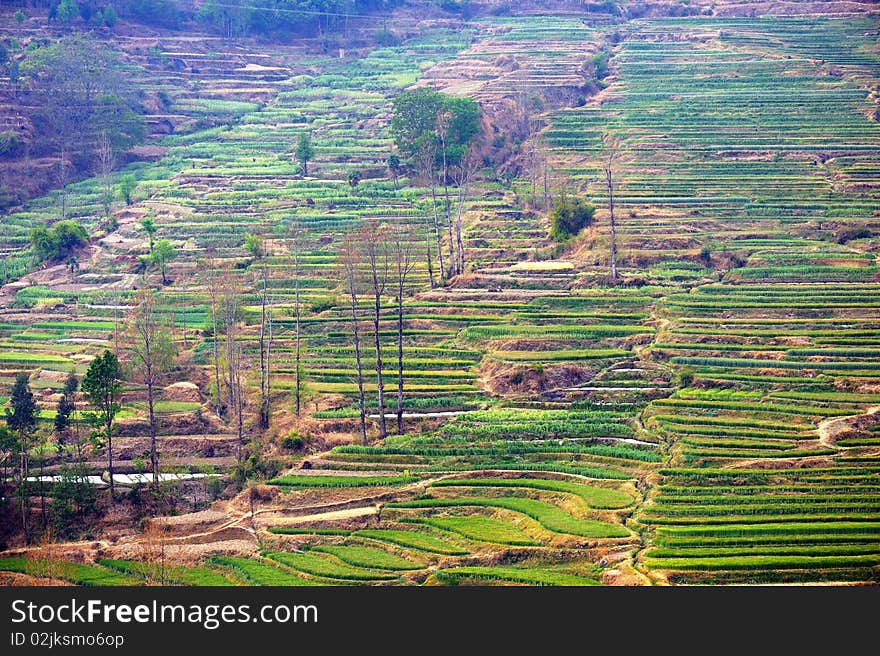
left=209, top=556, right=318, bottom=586
left=434, top=566, right=601, bottom=586
left=99, top=559, right=235, bottom=586
left=0, top=557, right=141, bottom=586
left=392, top=497, right=630, bottom=538
left=407, top=516, right=541, bottom=546
left=431, top=478, right=634, bottom=509
left=267, top=474, right=418, bottom=488
left=309, top=545, right=423, bottom=570
left=644, top=554, right=880, bottom=571
left=353, top=529, right=468, bottom=555
left=267, top=551, right=399, bottom=581
left=268, top=528, right=352, bottom=536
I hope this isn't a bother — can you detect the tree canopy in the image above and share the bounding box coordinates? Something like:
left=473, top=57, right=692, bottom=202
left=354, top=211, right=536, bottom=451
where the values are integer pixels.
left=82, top=350, right=122, bottom=435
left=18, top=35, right=145, bottom=164
left=30, top=220, right=88, bottom=264
left=295, top=132, right=315, bottom=176
left=549, top=196, right=596, bottom=242
left=6, top=372, right=37, bottom=439
left=391, top=88, right=481, bottom=170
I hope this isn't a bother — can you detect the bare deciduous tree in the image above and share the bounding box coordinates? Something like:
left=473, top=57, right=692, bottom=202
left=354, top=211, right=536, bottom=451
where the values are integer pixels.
left=390, top=224, right=417, bottom=435
left=449, top=147, right=480, bottom=276
left=601, top=133, right=621, bottom=282
left=415, top=136, right=446, bottom=282
left=290, top=221, right=305, bottom=416
left=250, top=236, right=273, bottom=430
left=202, top=253, right=224, bottom=418
left=359, top=221, right=391, bottom=439
left=97, top=130, right=114, bottom=216
left=123, top=291, right=176, bottom=483
left=220, top=269, right=246, bottom=459
left=339, top=235, right=368, bottom=444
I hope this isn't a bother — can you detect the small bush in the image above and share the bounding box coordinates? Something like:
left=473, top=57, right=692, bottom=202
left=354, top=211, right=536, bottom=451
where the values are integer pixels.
left=549, top=196, right=595, bottom=241
left=0, top=130, right=20, bottom=156
left=280, top=432, right=304, bottom=450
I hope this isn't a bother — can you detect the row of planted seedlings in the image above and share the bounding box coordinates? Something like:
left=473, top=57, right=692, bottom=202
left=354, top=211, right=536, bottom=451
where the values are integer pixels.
left=543, top=16, right=880, bottom=277
left=637, top=273, right=880, bottom=582
left=258, top=465, right=642, bottom=585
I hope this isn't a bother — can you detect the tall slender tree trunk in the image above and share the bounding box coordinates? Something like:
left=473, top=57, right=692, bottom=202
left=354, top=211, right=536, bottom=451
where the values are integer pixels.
left=233, top=343, right=245, bottom=462
left=266, top=297, right=272, bottom=426
left=258, top=263, right=270, bottom=430
left=454, top=184, right=467, bottom=275
left=224, top=287, right=237, bottom=429
left=543, top=163, right=549, bottom=208
left=423, top=214, right=435, bottom=289
left=209, top=287, right=221, bottom=417
left=396, top=281, right=405, bottom=435
left=59, top=139, right=67, bottom=219
left=147, top=377, right=158, bottom=484
left=429, top=184, right=445, bottom=280
left=147, top=375, right=158, bottom=484
left=373, top=291, right=387, bottom=439
left=294, top=248, right=302, bottom=416
left=107, top=415, right=114, bottom=500
left=38, top=453, right=45, bottom=532
left=19, top=446, right=28, bottom=541
left=446, top=218, right=455, bottom=278
left=605, top=165, right=618, bottom=282
left=347, top=279, right=367, bottom=445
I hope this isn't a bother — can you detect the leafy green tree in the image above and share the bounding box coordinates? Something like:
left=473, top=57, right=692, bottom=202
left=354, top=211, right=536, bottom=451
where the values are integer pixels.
left=140, top=213, right=157, bottom=253
left=295, top=132, right=314, bottom=176
left=54, top=0, right=80, bottom=24
left=149, top=239, right=176, bottom=285
left=437, top=96, right=480, bottom=165
left=29, top=220, right=87, bottom=264
left=391, top=88, right=444, bottom=159
left=14, top=10, right=25, bottom=25
left=30, top=226, right=59, bottom=264
left=19, top=36, right=144, bottom=175
left=6, top=373, right=37, bottom=539
left=54, top=220, right=88, bottom=253
left=82, top=350, right=122, bottom=499
left=244, top=233, right=264, bottom=258
left=391, top=88, right=481, bottom=278
left=347, top=170, right=362, bottom=188
left=54, top=374, right=78, bottom=438
left=549, top=195, right=596, bottom=242
left=119, top=175, right=136, bottom=205
left=387, top=153, right=401, bottom=189
left=49, top=466, right=97, bottom=538
left=7, top=373, right=37, bottom=446
left=392, top=89, right=479, bottom=165
left=103, top=4, right=118, bottom=27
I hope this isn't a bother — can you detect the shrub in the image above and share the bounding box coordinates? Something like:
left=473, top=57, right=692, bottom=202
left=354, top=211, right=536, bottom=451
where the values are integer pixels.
left=836, top=226, right=873, bottom=244
left=280, top=432, right=304, bottom=450
left=549, top=195, right=595, bottom=241
left=102, top=4, right=117, bottom=27
left=0, top=130, right=20, bottom=156
left=30, top=220, right=88, bottom=264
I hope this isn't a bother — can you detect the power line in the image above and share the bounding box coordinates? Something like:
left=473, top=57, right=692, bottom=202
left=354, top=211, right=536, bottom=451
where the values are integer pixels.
left=198, top=1, right=400, bottom=21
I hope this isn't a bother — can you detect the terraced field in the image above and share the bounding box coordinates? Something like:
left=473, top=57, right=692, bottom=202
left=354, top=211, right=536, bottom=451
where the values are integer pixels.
left=1, top=8, right=879, bottom=586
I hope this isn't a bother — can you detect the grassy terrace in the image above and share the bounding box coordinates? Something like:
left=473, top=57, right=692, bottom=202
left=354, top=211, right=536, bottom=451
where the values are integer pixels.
left=535, top=15, right=880, bottom=584
left=1, top=13, right=879, bottom=585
